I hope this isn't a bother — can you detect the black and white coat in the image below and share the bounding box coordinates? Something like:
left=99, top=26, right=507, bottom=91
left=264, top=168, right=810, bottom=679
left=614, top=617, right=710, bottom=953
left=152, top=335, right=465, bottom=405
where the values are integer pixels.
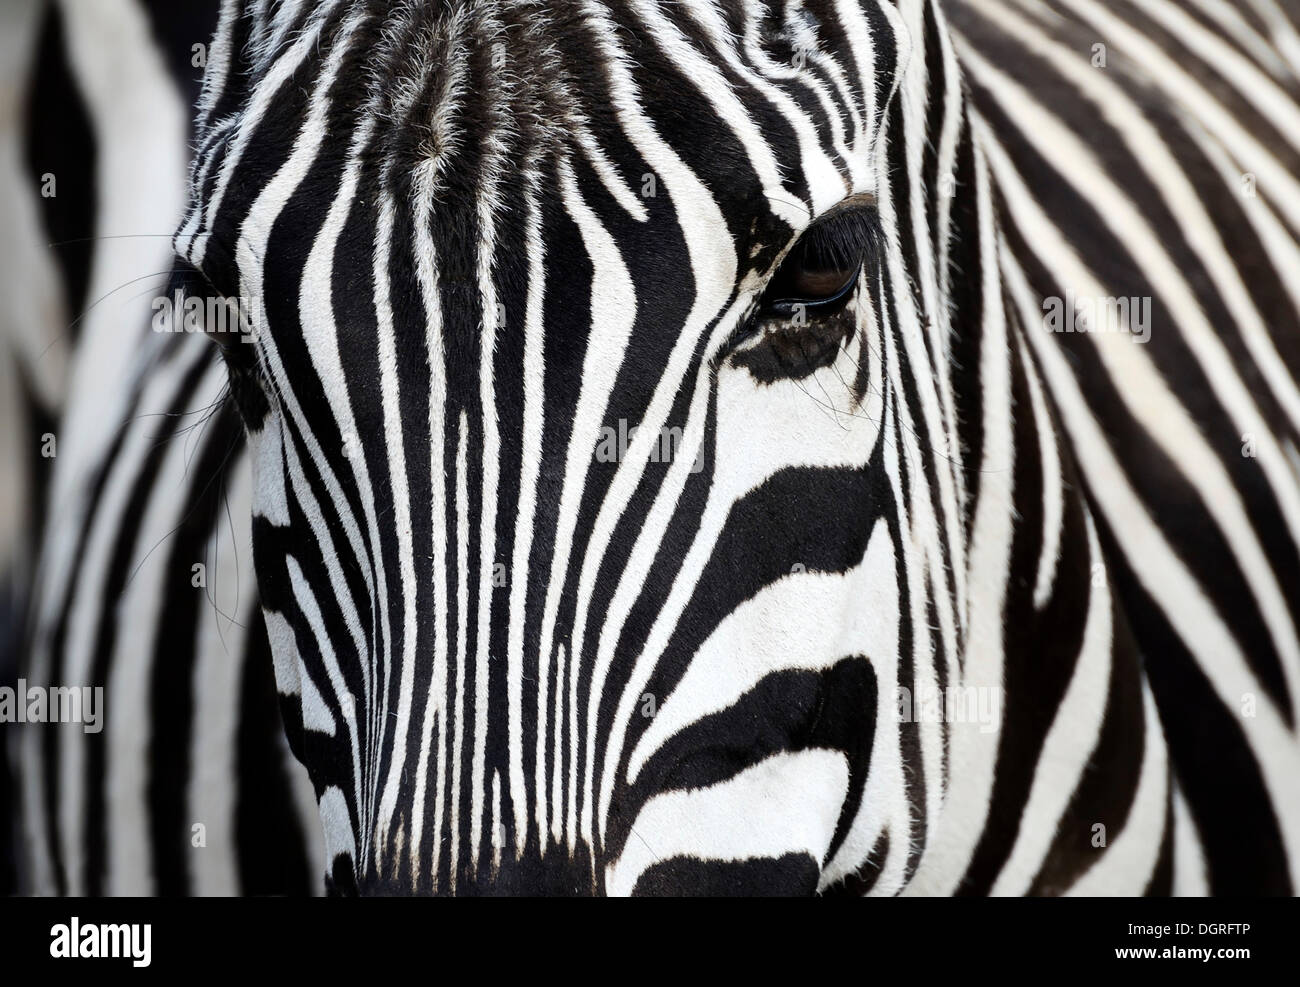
left=8, top=0, right=1300, bottom=896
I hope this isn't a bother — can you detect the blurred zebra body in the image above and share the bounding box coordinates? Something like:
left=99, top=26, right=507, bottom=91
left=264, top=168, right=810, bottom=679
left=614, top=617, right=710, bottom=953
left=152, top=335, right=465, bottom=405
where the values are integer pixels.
left=9, top=0, right=318, bottom=895
left=13, top=0, right=1300, bottom=895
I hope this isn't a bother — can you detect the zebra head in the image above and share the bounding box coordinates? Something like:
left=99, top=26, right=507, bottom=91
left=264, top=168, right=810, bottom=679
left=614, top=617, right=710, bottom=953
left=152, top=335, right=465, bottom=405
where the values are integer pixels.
left=174, top=0, right=1114, bottom=895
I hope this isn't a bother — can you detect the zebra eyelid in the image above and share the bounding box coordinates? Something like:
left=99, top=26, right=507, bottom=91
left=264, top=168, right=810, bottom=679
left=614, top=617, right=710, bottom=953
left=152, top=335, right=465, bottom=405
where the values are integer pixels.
left=819, top=191, right=878, bottom=219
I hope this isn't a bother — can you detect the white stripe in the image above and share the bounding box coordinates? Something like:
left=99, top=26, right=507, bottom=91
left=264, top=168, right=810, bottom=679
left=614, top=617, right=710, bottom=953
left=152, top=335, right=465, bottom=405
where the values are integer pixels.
left=605, top=750, right=849, bottom=896
left=1026, top=354, right=1064, bottom=609
left=50, top=0, right=189, bottom=518
left=410, top=168, right=450, bottom=888
left=448, top=410, right=470, bottom=887
left=504, top=189, right=547, bottom=852
left=991, top=516, right=1113, bottom=895
left=188, top=450, right=255, bottom=896
left=1066, top=688, right=1170, bottom=895
left=1171, top=782, right=1210, bottom=895
left=904, top=146, right=1012, bottom=895
left=471, top=144, right=505, bottom=863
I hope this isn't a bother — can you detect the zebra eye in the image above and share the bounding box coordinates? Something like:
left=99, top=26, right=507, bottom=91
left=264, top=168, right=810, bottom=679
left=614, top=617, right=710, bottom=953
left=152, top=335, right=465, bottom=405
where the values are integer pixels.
left=758, top=202, right=881, bottom=318
left=784, top=265, right=858, bottom=298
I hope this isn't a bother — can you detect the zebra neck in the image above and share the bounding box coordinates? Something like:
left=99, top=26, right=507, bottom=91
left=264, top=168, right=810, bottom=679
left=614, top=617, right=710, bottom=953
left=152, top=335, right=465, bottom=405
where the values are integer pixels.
left=892, top=123, right=1167, bottom=893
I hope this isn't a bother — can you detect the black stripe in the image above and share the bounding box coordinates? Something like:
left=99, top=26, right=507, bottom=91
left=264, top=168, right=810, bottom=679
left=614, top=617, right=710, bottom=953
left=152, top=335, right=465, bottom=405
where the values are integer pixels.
left=24, top=3, right=97, bottom=336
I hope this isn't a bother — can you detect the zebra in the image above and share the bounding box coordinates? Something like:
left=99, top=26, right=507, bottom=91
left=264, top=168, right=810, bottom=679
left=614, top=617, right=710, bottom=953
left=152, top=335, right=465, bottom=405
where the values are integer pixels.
left=13, top=0, right=1300, bottom=895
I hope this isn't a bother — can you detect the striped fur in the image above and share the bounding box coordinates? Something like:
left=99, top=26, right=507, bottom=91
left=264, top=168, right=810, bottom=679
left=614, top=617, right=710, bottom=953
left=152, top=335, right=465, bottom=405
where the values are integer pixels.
left=10, top=0, right=319, bottom=896
left=947, top=0, right=1300, bottom=894
left=13, top=0, right=1300, bottom=895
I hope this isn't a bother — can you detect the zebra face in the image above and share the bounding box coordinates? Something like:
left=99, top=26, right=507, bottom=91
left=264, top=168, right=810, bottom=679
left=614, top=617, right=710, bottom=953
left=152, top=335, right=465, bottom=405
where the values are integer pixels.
left=176, top=1, right=965, bottom=895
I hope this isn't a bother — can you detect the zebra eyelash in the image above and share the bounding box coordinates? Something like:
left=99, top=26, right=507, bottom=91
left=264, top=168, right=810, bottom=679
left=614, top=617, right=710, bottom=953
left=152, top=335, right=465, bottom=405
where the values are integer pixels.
left=777, top=203, right=884, bottom=288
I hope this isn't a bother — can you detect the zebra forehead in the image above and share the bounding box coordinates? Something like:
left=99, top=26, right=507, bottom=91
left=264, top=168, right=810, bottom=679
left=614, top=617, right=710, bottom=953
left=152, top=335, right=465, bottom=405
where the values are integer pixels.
left=207, top=0, right=886, bottom=203
left=362, top=2, right=577, bottom=175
